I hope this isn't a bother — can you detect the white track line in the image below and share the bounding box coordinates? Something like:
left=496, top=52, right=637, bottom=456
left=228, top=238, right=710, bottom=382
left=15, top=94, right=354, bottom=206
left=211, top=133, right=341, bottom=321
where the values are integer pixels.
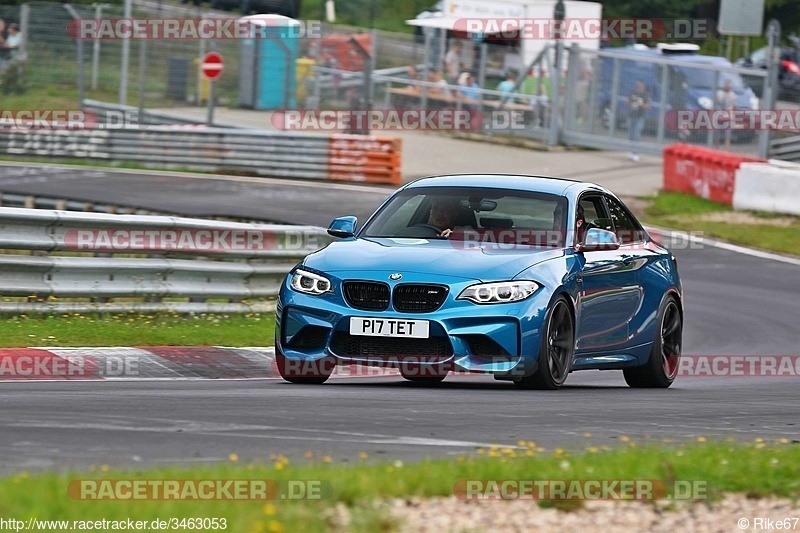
left=647, top=225, right=800, bottom=267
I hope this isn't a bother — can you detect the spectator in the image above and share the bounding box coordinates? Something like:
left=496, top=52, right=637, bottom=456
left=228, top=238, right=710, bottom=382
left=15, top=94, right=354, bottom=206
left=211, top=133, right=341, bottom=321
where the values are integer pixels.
left=406, top=65, right=420, bottom=92
left=4, top=24, right=21, bottom=58
left=444, top=41, right=462, bottom=83
left=716, top=79, right=737, bottom=151
left=427, top=69, right=448, bottom=96
left=497, top=72, right=517, bottom=94
left=626, top=80, right=650, bottom=162
left=459, top=73, right=480, bottom=101
left=0, top=19, right=7, bottom=57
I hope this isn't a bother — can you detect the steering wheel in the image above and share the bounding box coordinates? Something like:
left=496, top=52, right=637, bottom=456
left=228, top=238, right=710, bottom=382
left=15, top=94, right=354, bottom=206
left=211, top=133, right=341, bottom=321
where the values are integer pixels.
left=405, top=223, right=444, bottom=237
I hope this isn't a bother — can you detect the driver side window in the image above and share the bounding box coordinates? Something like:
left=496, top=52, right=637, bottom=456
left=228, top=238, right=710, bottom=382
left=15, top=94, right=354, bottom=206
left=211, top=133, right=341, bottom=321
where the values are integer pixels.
left=578, top=195, right=611, bottom=231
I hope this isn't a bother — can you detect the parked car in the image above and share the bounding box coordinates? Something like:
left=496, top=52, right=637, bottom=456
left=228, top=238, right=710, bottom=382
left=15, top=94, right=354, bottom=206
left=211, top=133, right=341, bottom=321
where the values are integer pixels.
left=276, top=174, right=684, bottom=390
left=737, top=41, right=800, bottom=101
left=597, top=45, right=760, bottom=141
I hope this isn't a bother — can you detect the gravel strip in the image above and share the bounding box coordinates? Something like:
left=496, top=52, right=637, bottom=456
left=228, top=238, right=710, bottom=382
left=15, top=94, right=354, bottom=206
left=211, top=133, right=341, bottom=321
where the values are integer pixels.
left=378, top=493, right=800, bottom=532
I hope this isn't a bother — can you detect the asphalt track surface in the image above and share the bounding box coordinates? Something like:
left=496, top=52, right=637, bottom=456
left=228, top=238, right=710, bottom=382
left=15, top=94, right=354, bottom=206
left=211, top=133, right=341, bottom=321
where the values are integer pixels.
left=1, top=164, right=800, bottom=473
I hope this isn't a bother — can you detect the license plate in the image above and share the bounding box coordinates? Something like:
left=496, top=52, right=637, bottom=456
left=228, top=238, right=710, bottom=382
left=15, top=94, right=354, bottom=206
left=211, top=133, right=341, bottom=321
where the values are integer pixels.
left=349, top=317, right=429, bottom=338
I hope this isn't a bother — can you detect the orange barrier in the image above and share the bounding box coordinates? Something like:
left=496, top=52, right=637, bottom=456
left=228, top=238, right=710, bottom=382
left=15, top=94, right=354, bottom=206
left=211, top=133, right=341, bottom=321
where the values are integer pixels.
left=663, top=144, right=765, bottom=205
left=328, top=134, right=402, bottom=186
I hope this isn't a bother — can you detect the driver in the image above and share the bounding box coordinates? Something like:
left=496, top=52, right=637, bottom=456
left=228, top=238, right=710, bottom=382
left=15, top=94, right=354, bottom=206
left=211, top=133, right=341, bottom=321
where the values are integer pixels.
left=575, top=205, right=587, bottom=243
left=429, top=199, right=460, bottom=238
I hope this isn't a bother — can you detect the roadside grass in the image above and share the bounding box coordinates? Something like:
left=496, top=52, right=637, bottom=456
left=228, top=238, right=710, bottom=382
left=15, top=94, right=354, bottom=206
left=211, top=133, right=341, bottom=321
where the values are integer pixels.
left=1, top=442, right=798, bottom=531
left=0, top=312, right=276, bottom=347
left=642, top=192, right=800, bottom=257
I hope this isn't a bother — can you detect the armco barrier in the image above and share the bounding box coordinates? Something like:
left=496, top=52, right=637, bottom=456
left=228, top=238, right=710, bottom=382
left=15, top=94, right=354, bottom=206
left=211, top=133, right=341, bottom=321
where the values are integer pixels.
left=0, top=207, right=334, bottom=313
left=733, top=160, right=800, bottom=216
left=663, top=144, right=766, bottom=205
left=0, top=127, right=401, bottom=185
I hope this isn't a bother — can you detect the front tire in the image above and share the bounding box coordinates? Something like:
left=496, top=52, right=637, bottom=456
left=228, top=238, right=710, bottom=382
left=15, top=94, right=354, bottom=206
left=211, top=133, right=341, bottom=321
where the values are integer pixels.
left=623, top=296, right=682, bottom=388
left=515, top=296, right=574, bottom=390
left=275, top=348, right=333, bottom=384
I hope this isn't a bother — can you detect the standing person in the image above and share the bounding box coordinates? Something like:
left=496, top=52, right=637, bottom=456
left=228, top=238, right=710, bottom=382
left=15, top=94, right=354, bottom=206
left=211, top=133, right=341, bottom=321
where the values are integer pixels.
left=444, top=40, right=462, bottom=84
left=4, top=24, right=21, bottom=58
left=0, top=19, right=7, bottom=60
left=626, top=80, right=650, bottom=162
left=716, top=79, right=737, bottom=151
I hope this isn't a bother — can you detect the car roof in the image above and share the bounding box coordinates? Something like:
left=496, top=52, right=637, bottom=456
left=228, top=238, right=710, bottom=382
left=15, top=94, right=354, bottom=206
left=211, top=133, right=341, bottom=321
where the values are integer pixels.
left=403, top=174, right=608, bottom=197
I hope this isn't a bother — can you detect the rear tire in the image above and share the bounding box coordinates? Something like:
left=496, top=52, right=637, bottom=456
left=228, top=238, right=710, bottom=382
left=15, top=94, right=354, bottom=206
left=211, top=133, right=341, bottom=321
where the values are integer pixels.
left=515, top=296, right=574, bottom=390
left=623, top=296, right=682, bottom=388
left=275, top=348, right=333, bottom=384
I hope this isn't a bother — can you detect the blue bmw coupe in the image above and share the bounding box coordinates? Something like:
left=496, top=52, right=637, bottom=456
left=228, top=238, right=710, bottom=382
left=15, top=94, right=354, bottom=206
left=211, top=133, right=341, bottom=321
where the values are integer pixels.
left=276, top=175, right=683, bottom=389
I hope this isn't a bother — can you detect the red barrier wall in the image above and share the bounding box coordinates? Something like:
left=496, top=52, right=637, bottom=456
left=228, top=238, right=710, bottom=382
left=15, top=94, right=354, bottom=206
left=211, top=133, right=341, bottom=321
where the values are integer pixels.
left=663, top=144, right=765, bottom=205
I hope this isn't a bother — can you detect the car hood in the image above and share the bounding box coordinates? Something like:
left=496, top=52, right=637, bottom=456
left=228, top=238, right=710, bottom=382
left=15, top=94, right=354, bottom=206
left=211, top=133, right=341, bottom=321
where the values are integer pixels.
left=302, top=237, right=564, bottom=282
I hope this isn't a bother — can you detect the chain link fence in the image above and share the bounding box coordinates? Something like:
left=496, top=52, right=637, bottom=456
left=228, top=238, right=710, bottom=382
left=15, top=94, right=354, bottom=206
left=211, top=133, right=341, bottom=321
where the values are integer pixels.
left=0, top=3, right=784, bottom=159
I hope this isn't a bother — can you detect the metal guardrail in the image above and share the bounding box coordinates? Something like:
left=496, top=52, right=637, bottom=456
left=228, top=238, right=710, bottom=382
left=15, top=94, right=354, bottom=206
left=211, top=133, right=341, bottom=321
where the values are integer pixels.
left=770, top=134, right=800, bottom=162
left=0, top=207, right=333, bottom=314
left=0, top=118, right=403, bottom=185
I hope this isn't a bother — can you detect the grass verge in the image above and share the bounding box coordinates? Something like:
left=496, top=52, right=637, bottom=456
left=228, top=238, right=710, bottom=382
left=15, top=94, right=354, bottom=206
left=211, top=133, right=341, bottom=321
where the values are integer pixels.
left=1, top=441, right=798, bottom=531
left=641, top=192, right=800, bottom=257
left=0, top=312, right=275, bottom=347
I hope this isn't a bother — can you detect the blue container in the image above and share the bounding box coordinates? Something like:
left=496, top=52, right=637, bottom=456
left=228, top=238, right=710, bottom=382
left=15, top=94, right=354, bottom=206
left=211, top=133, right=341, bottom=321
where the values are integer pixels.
left=239, top=15, right=300, bottom=109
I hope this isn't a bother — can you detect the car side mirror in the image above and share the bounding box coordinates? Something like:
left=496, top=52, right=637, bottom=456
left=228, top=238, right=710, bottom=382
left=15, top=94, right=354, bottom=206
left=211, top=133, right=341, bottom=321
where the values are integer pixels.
left=576, top=228, right=620, bottom=252
left=327, top=216, right=357, bottom=238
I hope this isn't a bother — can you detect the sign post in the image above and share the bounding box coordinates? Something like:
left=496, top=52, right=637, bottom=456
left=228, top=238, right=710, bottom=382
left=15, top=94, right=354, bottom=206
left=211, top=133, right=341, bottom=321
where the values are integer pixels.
left=201, top=51, right=224, bottom=126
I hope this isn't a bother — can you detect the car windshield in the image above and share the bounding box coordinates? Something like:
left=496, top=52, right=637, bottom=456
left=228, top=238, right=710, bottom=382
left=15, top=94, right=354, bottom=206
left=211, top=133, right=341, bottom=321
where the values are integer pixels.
left=677, top=64, right=746, bottom=90
left=362, top=187, right=569, bottom=246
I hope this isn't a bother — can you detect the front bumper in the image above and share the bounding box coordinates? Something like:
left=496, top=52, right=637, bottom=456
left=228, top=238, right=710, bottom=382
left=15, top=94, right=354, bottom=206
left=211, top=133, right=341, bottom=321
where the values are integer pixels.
left=276, top=271, right=550, bottom=376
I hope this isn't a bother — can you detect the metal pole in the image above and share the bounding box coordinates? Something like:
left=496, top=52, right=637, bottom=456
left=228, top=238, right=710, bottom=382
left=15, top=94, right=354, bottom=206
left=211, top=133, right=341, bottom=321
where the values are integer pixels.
left=548, top=40, right=563, bottom=146
left=119, top=0, right=132, bottom=105
left=137, top=39, right=147, bottom=120
left=64, top=5, right=85, bottom=107
left=656, top=65, right=669, bottom=144
left=19, top=4, right=30, bottom=59
left=198, top=39, right=206, bottom=106
left=77, top=36, right=85, bottom=107
left=706, top=69, right=719, bottom=148
left=759, top=20, right=781, bottom=159
left=421, top=28, right=431, bottom=113
left=207, top=80, right=215, bottom=126
left=91, top=4, right=107, bottom=91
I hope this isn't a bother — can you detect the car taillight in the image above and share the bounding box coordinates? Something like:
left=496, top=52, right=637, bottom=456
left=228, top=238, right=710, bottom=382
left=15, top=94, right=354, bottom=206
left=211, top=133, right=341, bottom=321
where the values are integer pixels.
left=783, top=60, right=800, bottom=74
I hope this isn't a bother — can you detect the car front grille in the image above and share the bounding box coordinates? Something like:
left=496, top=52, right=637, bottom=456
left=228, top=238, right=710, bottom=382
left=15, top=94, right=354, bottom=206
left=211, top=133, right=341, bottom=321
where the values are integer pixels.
left=392, top=284, right=448, bottom=312
left=343, top=281, right=390, bottom=311
left=330, top=332, right=453, bottom=362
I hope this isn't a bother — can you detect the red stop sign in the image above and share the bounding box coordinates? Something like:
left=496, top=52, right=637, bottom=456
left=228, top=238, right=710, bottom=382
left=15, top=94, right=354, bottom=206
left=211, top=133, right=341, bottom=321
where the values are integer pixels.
left=201, top=52, right=224, bottom=81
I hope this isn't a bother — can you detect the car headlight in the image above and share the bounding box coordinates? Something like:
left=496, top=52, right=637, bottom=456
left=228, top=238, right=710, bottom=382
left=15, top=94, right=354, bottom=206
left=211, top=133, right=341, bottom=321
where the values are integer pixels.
left=750, top=95, right=760, bottom=110
left=290, top=269, right=332, bottom=295
left=697, top=96, right=713, bottom=110
left=457, top=281, right=539, bottom=304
